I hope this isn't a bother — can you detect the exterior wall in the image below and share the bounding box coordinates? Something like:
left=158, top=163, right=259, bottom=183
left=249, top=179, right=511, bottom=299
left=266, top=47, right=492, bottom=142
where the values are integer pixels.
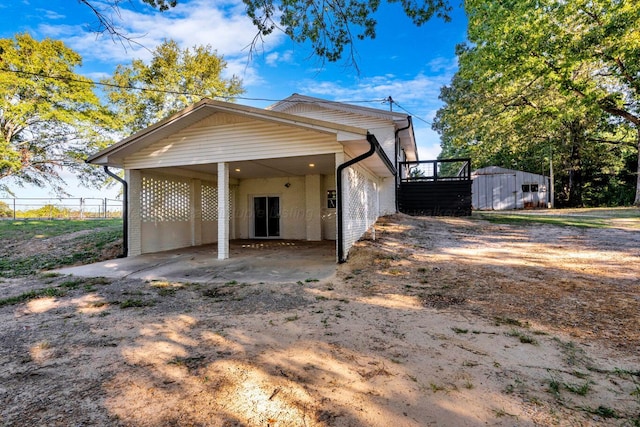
left=236, top=176, right=307, bottom=239
left=321, top=173, right=337, bottom=240
left=134, top=170, right=239, bottom=254
left=140, top=172, right=193, bottom=253
left=124, top=113, right=343, bottom=169
left=378, top=176, right=396, bottom=215
left=472, top=169, right=550, bottom=210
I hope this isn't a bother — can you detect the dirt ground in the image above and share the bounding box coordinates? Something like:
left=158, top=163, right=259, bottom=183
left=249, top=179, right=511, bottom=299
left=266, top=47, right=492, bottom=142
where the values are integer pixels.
left=1, top=213, right=639, bottom=426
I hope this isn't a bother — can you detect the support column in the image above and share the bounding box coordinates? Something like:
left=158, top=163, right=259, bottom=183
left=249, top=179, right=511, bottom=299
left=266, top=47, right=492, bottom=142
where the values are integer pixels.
left=305, top=174, right=322, bottom=241
left=126, top=169, right=142, bottom=256
left=217, top=162, right=229, bottom=259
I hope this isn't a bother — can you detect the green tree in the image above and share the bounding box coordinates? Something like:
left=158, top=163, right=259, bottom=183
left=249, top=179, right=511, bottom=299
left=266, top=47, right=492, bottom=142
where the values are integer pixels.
left=79, top=0, right=451, bottom=67
left=102, top=40, right=244, bottom=134
left=0, top=200, right=12, bottom=217
left=434, top=0, right=639, bottom=206
left=0, top=33, right=113, bottom=195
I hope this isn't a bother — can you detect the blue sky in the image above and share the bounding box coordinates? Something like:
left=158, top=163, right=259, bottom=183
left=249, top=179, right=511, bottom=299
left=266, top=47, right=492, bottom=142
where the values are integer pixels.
left=1, top=0, right=468, bottom=198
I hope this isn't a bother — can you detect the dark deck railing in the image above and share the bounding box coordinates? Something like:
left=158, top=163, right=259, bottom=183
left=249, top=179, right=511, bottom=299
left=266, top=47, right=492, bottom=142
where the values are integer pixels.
left=397, top=158, right=472, bottom=216
left=399, top=158, right=471, bottom=183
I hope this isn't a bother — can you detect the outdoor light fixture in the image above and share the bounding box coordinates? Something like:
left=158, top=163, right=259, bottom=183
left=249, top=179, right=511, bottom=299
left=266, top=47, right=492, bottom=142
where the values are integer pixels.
left=309, top=163, right=315, bottom=167
left=284, top=182, right=291, bottom=188
left=235, top=168, right=241, bottom=172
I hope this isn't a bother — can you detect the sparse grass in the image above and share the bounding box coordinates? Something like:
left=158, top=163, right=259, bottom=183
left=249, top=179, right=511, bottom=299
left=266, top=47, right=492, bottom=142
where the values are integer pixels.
left=304, top=278, right=319, bottom=283
left=150, top=280, right=181, bottom=296
left=564, top=381, right=592, bottom=396
left=554, top=338, right=590, bottom=366
left=119, top=299, right=154, bottom=309
left=494, top=317, right=528, bottom=328
left=59, top=279, right=85, bottom=289
left=473, top=208, right=640, bottom=229
left=547, top=377, right=561, bottom=397
left=452, top=327, right=469, bottom=334
left=583, top=405, right=618, bottom=419
left=430, top=383, right=446, bottom=393
left=0, top=219, right=122, bottom=277
left=505, top=329, right=538, bottom=345
left=0, top=287, right=65, bottom=307
left=224, top=280, right=238, bottom=285
left=492, top=408, right=517, bottom=418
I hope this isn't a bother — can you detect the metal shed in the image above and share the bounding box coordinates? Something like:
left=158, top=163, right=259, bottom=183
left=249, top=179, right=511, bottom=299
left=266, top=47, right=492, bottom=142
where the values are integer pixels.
left=471, top=166, right=551, bottom=210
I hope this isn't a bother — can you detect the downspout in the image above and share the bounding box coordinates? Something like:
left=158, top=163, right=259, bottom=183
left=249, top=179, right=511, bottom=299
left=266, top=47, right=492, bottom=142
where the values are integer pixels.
left=103, top=166, right=128, bottom=258
left=394, top=116, right=413, bottom=212
left=337, top=132, right=391, bottom=263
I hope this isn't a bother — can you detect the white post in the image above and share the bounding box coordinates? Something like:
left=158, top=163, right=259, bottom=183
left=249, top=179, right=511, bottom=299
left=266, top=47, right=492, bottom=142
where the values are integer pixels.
left=126, top=169, right=142, bottom=256
left=217, top=162, right=229, bottom=259
left=305, top=174, right=322, bottom=241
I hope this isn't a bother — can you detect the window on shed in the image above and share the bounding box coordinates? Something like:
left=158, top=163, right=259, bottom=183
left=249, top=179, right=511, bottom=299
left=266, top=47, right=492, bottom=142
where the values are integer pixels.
left=530, top=184, right=539, bottom=192
left=522, top=184, right=531, bottom=193
left=327, top=190, right=337, bottom=209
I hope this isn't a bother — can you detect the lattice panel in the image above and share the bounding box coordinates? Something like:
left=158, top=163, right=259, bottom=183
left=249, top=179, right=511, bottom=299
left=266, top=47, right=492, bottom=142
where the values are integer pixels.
left=342, top=165, right=378, bottom=256
left=141, top=175, right=190, bottom=222
left=201, top=183, right=218, bottom=221
left=201, top=184, right=235, bottom=221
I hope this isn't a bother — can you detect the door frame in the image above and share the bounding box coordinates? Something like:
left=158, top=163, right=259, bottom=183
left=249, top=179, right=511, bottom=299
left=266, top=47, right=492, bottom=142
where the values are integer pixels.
left=250, top=194, right=282, bottom=239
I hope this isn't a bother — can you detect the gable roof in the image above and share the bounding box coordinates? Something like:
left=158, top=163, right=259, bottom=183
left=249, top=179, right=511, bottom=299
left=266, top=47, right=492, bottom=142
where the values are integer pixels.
left=87, top=97, right=370, bottom=167
left=270, top=94, right=419, bottom=161
left=268, top=93, right=409, bottom=121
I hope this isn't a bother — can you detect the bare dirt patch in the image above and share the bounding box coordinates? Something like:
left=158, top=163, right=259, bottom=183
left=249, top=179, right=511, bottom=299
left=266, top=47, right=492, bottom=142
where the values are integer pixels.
left=1, top=213, right=639, bottom=426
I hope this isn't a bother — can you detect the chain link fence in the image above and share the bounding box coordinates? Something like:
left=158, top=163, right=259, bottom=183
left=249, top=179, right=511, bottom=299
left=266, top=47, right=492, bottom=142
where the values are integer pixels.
left=0, top=198, right=123, bottom=220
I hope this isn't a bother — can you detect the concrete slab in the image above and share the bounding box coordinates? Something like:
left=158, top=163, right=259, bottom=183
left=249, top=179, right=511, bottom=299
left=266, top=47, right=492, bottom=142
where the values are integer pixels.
left=55, top=240, right=337, bottom=284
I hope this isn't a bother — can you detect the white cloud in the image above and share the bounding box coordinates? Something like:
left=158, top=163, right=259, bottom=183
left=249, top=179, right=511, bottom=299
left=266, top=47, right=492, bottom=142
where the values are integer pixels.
left=38, top=0, right=288, bottom=85
left=38, top=9, right=65, bottom=20
left=265, top=50, right=294, bottom=66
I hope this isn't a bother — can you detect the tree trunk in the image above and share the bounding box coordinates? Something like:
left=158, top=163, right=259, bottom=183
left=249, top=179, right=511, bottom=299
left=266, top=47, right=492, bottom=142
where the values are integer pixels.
left=635, top=128, right=640, bottom=206
left=567, top=122, right=583, bottom=207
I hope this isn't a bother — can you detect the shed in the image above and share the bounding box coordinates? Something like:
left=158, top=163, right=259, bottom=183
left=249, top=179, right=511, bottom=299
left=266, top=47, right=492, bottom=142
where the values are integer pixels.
left=471, top=166, right=550, bottom=210
left=87, top=94, right=417, bottom=262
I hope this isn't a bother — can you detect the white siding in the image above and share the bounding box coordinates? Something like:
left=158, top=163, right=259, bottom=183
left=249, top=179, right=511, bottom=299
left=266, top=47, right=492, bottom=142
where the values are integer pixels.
left=281, top=104, right=397, bottom=161
left=124, top=113, right=343, bottom=169
left=379, top=176, right=396, bottom=215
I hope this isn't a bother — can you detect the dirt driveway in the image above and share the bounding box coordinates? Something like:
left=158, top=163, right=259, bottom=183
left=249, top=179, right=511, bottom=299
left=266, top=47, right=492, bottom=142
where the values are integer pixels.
left=1, top=212, right=639, bottom=426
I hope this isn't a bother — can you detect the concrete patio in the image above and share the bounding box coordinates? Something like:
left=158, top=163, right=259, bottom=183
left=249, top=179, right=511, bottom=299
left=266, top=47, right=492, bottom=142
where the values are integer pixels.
left=56, top=240, right=337, bottom=284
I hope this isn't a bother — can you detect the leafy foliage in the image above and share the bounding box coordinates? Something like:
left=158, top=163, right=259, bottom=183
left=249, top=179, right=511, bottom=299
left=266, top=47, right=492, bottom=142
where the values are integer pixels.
left=434, top=0, right=640, bottom=206
left=79, top=0, right=451, bottom=67
left=0, top=33, right=114, bottom=194
left=102, top=40, right=244, bottom=134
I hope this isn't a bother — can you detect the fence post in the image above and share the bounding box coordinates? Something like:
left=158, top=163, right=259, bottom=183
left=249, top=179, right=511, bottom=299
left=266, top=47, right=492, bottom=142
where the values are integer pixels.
left=80, top=198, right=84, bottom=220
left=13, top=198, right=16, bottom=220
left=104, top=198, right=108, bottom=218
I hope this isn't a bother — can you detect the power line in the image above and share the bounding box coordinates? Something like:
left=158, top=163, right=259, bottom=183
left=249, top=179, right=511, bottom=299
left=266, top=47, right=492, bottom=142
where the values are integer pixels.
left=390, top=99, right=433, bottom=125
left=0, top=67, right=386, bottom=106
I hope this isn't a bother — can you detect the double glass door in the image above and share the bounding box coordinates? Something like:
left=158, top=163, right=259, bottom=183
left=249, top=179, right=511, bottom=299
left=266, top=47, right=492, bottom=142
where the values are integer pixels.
left=253, top=196, right=280, bottom=238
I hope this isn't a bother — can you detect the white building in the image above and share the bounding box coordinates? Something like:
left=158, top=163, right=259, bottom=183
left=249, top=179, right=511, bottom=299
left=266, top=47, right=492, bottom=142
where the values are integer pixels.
left=88, top=94, right=418, bottom=262
left=472, top=166, right=551, bottom=210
